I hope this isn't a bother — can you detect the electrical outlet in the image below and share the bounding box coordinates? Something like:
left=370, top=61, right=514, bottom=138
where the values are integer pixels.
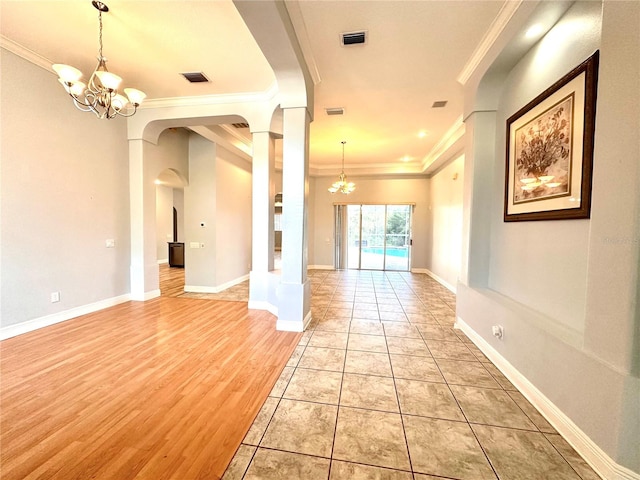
left=492, top=325, right=504, bottom=340
left=105, top=239, right=115, bottom=248
left=51, top=292, right=60, bottom=303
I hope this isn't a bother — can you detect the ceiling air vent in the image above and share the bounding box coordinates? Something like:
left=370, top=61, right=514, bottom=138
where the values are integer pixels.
left=432, top=100, right=448, bottom=108
left=325, top=107, right=345, bottom=116
left=232, top=122, right=250, bottom=129
left=341, top=31, right=367, bottom=46
left=181, top=72, right=210, bottom=83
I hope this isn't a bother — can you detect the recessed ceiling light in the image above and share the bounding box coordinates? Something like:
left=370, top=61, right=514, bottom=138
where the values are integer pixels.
left=418, top=131, right=428, bottom=138
left=401, top=155, right=412, bottom=163
left=525, top=24, right=544, bottom=39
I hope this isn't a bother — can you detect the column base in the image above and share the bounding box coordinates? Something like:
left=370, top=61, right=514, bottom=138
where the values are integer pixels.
left=276, top=280, right=311, bottom=332
left=249, top=270, right=280, bottom=317
left=130, top=264, right=161, bottom=301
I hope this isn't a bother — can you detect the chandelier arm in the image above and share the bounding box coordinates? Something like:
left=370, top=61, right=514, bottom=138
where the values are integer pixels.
left=69, top=95, right=96, bottom=112
left=67, top=90, right=100, bottom=112
left=113, top=104, right=139, bottom=118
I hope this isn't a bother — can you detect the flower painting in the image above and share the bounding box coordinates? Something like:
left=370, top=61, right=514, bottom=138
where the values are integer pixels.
left=513, top=95, right=573, bottom=204
left=504, top=51, right=599, bottom=222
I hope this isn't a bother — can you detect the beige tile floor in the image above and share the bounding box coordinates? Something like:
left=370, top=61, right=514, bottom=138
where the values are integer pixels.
left=222, top=269, right=601, bottom=480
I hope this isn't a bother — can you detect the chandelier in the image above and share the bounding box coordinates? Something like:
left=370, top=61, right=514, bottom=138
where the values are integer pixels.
left=52, top=1, right=146, bottom=119
left=328, top=141, right=356, bottom=194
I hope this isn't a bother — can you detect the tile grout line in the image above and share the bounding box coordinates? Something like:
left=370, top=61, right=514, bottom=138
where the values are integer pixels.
left=235, top=270, right=596, bottom=480
left=326, top=276, right=354, bottom=480
left=380, top=272, right=416, bottom=476
left=404, top=271, right=502, bottom=480
left=430, top=336, right=501, bottom=480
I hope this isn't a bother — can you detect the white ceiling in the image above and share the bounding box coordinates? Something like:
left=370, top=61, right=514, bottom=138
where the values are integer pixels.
left=293, top=0, right=503, bottom=171
left=0, top=0, right=506, bottom=175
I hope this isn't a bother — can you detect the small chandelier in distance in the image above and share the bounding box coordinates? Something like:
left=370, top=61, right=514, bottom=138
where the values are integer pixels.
left=328, top=141, right=356, bottom=194
left=52, top=1, right=146, bottom=119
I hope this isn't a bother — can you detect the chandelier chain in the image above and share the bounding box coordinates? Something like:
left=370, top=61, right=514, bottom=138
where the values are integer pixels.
left=98, top=10, right=103, bottom=59
left=328, top=140, right=355, bottom=194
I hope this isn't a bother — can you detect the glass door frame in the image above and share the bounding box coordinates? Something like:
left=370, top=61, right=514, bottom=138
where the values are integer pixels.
left=335, top=202, right=414, bottom=271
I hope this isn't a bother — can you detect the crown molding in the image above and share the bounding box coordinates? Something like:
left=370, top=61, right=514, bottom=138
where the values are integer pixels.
left=140, top=82, right=279, bottom=109
left=188, top=125, right=252, bottom=160
left=1, top=35, right=54, bottom=73
left=421, top=116, right=465, bottom=173
left=456, top=0, right=523, bottom=86
left=311, top=162, right=427, bottom=177
left=219, top=124, right=254, bottom=149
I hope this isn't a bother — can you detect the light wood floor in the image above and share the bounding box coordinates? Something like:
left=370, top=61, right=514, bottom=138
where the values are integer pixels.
left=0, top=296, right=301, bottom=479
left=159, top=263, right=185, bottom=297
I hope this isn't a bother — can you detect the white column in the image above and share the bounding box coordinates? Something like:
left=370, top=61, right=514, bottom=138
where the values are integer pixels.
left=249, top=131, right=277, bottom=312
left=129, top=138, right=160, bottom=301
left=277, top=107, right=311, bottom=331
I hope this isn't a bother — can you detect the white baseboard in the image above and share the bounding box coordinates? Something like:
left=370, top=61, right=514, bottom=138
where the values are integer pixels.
left=184, top=274, right=250, bottom=294
left=248, top=300, right=278, bottom=317
left=412, top=268, right=457, bottom=293
left=129, top=289, right=161, bottom=302
left=144, top=289, right=161, bottom=301
left=276, top=310, right=312, bottom=332
left=308, top=265, right=335, bottom=270
left=184, top=285, right=217, bottom=293
left=456, top=317, right=640, bottom=480
left=1, top=294, right=132, bottom=340
left=157, top=258, right=168, bottom=265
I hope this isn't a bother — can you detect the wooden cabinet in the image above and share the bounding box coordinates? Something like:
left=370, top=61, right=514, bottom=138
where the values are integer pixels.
left=168, top=242, right=184, bottom=268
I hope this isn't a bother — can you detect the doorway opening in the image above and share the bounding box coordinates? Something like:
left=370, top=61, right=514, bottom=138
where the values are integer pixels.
left=335, top=204, right=413, bottom=271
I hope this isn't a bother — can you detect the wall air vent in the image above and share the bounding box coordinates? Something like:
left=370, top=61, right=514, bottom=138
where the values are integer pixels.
left=341, top=31, right=367, bottom=46
left=325, top=107, right=345, bottom=116
left=180, top=72, right=210, bottom=83
left=432, top=100, right=448, bottom=108
left=232, top=122, right=250, bottom=129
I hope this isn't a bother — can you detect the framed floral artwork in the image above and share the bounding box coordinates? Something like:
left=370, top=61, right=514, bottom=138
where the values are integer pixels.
left=504, top=51, right=599, bottom=221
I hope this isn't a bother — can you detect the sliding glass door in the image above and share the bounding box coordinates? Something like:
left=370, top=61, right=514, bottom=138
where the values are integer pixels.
left=341, top=204, right=412, bottom=271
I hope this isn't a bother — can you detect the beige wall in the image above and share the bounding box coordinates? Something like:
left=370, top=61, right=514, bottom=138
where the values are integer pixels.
left=1, top=49, right=131, bottom=328
left=215, top=146, right=252, bottom=285
left=310, top=175, right=430, bottom=269
left=184, top=135, right=252, bottom=290
left=155, top=185, right=173, bottom=262
left=427, top=155, right=464, bottom=291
